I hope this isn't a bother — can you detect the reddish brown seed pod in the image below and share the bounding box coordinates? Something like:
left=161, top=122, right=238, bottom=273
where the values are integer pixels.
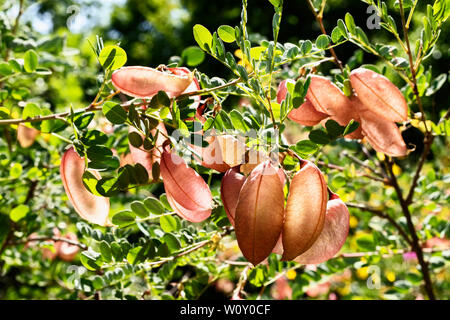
left=294, top=193, right=349, bottom=264
left=60, top=147, right=111, bottom=226
left=191, top=135, right=231, bottom=173
left=277, top=79, right=328, bottom=126
left=305, top=75, right=351, bottom=116
left=360, top=112, right=408, bottom=157
left=288, top=99, right=329, bottom=127
left=111, top=66, right=194, bottom=98
left=169, top=67, right=201, bottom=109
left=165, top=191, right=212, bottom=223
left=350, top=68, right=408, bottom=122
left=17, top=124, right=40, bottom=148
left=27, top=228, right=61, bottom=260
left=160, top=145, right=212, bottom=222
left=281, top=160, right=327, bottom=261
left=271, top=277, right=293, bottom=300
left=57, top=232, right=80, bottom=262
left=234, top=161, right=285, bottom=265
left=220, top=167, right=247, bottom=227
left=192, top=134, right=247, bottom=173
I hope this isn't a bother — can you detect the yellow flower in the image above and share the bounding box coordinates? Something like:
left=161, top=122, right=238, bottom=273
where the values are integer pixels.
left=376, top=152, right=385, bottom=161
left=392, top=164, right=402, bottom=176
left=349, top=216, right=358, bottom=228
left=356, top=266, right=369, bottom=280
left=337, top=284, right=351, bottom=296
left=286, top=269, right=297, bottom=280
left=234, top=49, right=253, bottom=73
left=385, top=271, right=396, bottom=282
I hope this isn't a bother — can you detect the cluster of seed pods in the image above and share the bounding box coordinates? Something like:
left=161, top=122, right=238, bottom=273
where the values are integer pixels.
left=221, top=160, right=349, bottom=265
left=60, top=66, right=203, bottom=226
left=277, top=68, right=409, bottom=157
left=60, top=65, right=350, bottom=266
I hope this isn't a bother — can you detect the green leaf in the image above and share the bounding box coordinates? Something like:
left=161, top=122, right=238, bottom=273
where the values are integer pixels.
left=112, top=210, right=136, bottom=228
left=24, top=49, right=38, bottom=73
left=343, top=119, right=360, bottom=136
left=149, top=90, right=171, bottom=109
left=0, top=62, right=13, bottom=76
left=178, top=120, right=190, bottom=138
left=102, top=101, right=127, bottom=124
left=331, top=174, right=346, bottom=189
left=300, top=40, right=313, bottom=55
left=9, top=163, right=23, bottom=179
left=80, top=252, right=101, bottom=271
left=98, top=45, right=127, bottom=70
left=218, top=25, right=236, bottom=43
left=236, top=64, right=248, bottom=82
left=82, top=171, right=102, bottom=196
left=331, top=26, right=344, bottom=43
left=128, top=131, right=143, bottom=148
left=10, top=205, right=30, bottom=222
left=345, top=13, right=356, bottom=34
left=426, top=73, right=447, bottom=96
left=355, top=27, right=369, bottom=45
left=152, top=162, right=160, bottom=182
left=163, top=233, right=181, bottom=252
left=74, top=112, right=95, bottom=129
left=325, top=119, right=345, bottom=138
left=110, top=242, right=123, bottom=261
left=99, top=241, right=112, bottom=263
left=127, top=246, right=145, bottom=265
left=160, top=215, right=178, bottom=233
left=144, top=197, right=166, bottom=215
left=248, top=267, right=268, bottom=287
left=193, top=24, right=213, bottom=51
left=225, top=52, right=237, bottom=70
left=8, top=59, right=22, bottom=73
left=292, top=140, right=319, bottom=155
left=429, top=256, right=445, bottom=269
left=268, top=0, right=281, bottom=7
left=229, top=110, right=248, bottom=132
left=203, top=118, right=214, bottom=132
left=86, top=145, right=113, bottom=162
left=356, top=234, right=375, bottom=251
left=22, top=103, right=41, bottom=120
left=181, top=46, right=205, bottom=66
left=315, top=34, right=330, bottom=49
left=337, top=19, right=348, bottom=38
left=130, top=201, right=149, bottom=219
left=0, top=215, right=11, bottom=249
left=309, top=129, right=331, bottom=145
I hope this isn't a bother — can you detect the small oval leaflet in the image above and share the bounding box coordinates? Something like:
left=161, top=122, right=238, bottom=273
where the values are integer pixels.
left=98, top=45, right=127, bottom=70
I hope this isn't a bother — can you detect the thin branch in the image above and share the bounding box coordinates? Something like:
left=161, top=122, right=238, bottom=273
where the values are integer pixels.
left=316, top=160, right=390, bottom=184
left=3, top=0, right=24, bottom=62
left=11, top=236, right=87, bottom=250
left=0, top=78, right=243, bottom=126
left=405, top=135, right=434, bottom=205
left=232, top=264, right=251, bottom=300
left=176, top=77, right=243, bottom=100
left=386, top=159, right=436, bottom=300
left=306, top=0, right=344, bottom=72
left=0, top=104, right=102, bottom=126
left=346, top=202, right=413, bottom=245
left=398, top=0, right=428, bottom=133
left=144, top=227, right=233, bottom=268
left=342, top=151, right=385, bottom=178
